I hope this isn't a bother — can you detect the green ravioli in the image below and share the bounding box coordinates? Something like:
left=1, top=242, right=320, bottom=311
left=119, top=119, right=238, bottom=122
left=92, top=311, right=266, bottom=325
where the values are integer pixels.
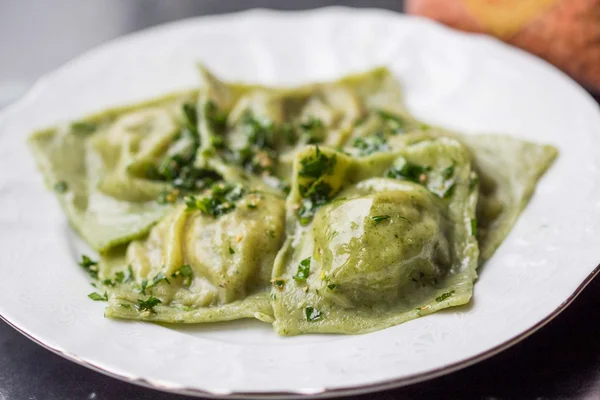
left=30, top=66, right=557, bottom=332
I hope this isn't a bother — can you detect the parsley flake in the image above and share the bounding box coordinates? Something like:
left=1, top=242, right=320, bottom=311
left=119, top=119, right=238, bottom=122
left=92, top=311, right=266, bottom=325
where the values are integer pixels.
left=53, top=181, right=68, bottom=193
left=352, top=132, right=389, bottom=156
left=185, top=182, right=245, bottom=217
left=88, top=292, right=108, bottom=301
left=377, top=110, right=406, bottom=134
left=305, top=307, right=322, bottom=322
left=171, top=265, right=193, bottom=287
left=435, top=290, right=455, bottom=303
left=137, top=296, right=162, bottom=312
left=293, top=257, right=311, bottom=281
left=78, top=255, right=99, bottom=279
left=371, top=215, right=391, bottom=225
left=271, top=278, right=286, bottom=290
left=299, top=146, right=336, bottom=178
left=386, top=156, right=431, bottom=184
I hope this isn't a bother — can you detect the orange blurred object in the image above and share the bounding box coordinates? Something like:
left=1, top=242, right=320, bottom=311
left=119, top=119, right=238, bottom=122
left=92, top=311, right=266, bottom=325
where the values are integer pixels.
left=406, top=0, right=600, bottom=93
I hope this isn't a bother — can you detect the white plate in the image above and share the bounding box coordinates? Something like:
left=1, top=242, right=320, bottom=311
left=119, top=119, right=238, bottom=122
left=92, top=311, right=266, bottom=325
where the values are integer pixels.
left=0, top=7, right=599, bottom=398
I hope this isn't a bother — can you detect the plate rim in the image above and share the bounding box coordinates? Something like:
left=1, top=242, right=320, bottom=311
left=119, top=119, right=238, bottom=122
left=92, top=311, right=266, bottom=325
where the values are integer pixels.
left=2, top=264, right=598, bottom=399
left=1, top=6, right=600, bottom=399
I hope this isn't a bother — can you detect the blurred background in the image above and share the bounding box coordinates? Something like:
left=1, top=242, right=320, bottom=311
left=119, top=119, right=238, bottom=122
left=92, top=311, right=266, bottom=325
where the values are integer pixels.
left=1, top=0, right=598, bottom=110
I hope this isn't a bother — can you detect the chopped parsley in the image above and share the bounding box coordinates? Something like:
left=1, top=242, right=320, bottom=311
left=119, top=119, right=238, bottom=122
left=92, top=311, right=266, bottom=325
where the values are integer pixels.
left=101, top=268, right=132, bottom=287
left=271, top=278, right=286, bottom=290
left=147, top=272, right=170, bottom=290
left=114, top=271, right=125, bottom=284
left=53, top=181, right=68, bottom=193
left=298, top=116, right=325, bottom=144
left=442, top=183, right=456, bottom=199
left=441, top=164, right=455, bottom=179
left=226, top=110, right=277, bottom=174
left=297, top=180, right=333, bottom=226
left=469, top=174, right=480, bottom=191
left=88, top=292, right=108, bottom=301
left=139, top=279, right=148, bottom=295
left=293, top=257, right=311, bottom=281
left=327, top=283, right=339, bottom=291
left=203, top=100, right=228, bottom=133
left=435, top=290, right=455, bottom=303
left=78, top=255, right=99, bottom=279
left=305, top=307, right=322, bottom=322
left=137, top=296, right=162, bottom=312
left=182, top=103, right=198, bottom=131
left=352, top=132, right=389, bottom=156
left=229, top=246, right=235, bottom=255
left=386, top=156, right=431, bottom=184
left=171, top=265, right=193, bottom=287
left=296, top=147, right=338, bottom=225
left=299, top=146, right=336, bottom=178
left=471, top=218, right=477, bottom=236
left=377, top=110, right=406, bottom=134
left=147, top=103, right=223, bottom=203
left=281, top=122, right=297, bottom=145
left=371, top=215, right=391, bottom=225
left=184, top=182, right=245, bottom=218
left=124, top=265, right=135, bottom=283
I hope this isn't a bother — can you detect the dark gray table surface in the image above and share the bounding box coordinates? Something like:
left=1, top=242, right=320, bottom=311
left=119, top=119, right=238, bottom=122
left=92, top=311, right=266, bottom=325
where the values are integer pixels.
left=1, top=1, right=599, bottom=399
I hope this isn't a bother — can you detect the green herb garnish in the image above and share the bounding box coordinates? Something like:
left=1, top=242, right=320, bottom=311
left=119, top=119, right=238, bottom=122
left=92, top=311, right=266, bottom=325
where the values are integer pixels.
left=352, top=132, right=389, bottom=156
left=147, top=272, right=170, bottom=290
left=137, top=296, right=162, bottom=312
left=298, top=116, right=325, bottom=144
left=139, top=279, right=148, bottom=295
left=471, top=219, right=477, bottom=236
left=293, top=257, right=311, bottom=281
left=171, top=265, right=193, bottom=286
left=148, top=104, right=223, bottom=203
left=182, top=102, right=198, bottom=131
left=53, top=181, right=68, bottom=193
left=442, top=183, right=456, bottom=199
left=297, top=180, right=333, bottom=226
left=271, top=278, right=286, bottom=290
left=88, top=292, right=108, bottom=301
left=377, top=110, right=406, bottom=134
left=441, top=164, right=455, bottom=179
left=299, top=146, right=336, bottom=178
left=327, top=283, right=339, bottom=290
left=113, top=271, right=124, bottom=284
left=204, top=100, right=228, bottom=133
left=469, top=174, right=479, bottom=191
left=185, top=182, right=245, bottom=218
left=229, top=246, right=235, bottom=255
left=124, top=265, right=135, bottom=283
left=386, top=156, right=431, bottom=184
left=305, top=307, right=322, bottom=322
left=371, top=215, right=391, bottom=225
left=225, top=110, right=277, bottom=174
left=78, top=255, right=99, bottom=279
left=435, top=290, right=455, bottom=302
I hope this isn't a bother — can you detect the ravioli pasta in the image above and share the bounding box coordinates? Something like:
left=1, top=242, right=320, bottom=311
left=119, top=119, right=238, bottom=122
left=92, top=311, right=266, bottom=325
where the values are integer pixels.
left=29, top=67, right=557, bottom=334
